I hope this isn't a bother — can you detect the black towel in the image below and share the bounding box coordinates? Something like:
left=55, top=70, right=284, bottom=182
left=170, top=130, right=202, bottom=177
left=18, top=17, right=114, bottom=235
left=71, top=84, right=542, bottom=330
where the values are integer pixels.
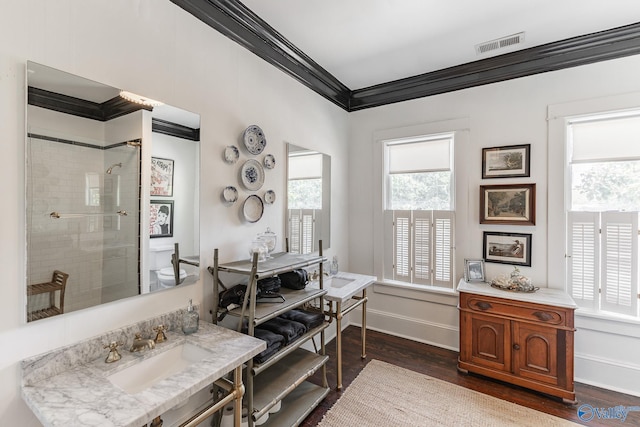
left=253, top=328, right=284, bottom=363
left=259, top=317, right=307, bottom=345
left=279, top=308, right=324, bottom=330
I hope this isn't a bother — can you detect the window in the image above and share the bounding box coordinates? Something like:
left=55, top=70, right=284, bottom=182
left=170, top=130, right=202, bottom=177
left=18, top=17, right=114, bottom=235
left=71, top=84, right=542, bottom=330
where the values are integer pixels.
left=566, top=112, right=640, bottom=318
left=383, top=134, right=455, bottom=288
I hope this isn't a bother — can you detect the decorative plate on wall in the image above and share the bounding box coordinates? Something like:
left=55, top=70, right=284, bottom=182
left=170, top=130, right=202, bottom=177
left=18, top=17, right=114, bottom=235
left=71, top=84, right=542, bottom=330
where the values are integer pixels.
left=222, top=186, right=238, bottom=204
left=223, top=145, right=240, bottom=164
left=264, top=190, right=276, bottom=204
left=243, top=195, right=264, bottom=223
left=263, top=154, right=275, bottom=169
left=242, top=125, right=267, bottom=155
left=240, top=159, right=265, bottom=191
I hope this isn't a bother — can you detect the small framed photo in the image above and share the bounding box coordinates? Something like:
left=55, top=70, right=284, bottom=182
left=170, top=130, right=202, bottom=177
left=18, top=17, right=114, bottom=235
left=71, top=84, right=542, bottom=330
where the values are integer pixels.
left=150, top=200, right=173, bottom=238
left=480, top=183, right=535, bottom=226
left=464, top=259, right=486, bottom=282
left=482, top=144, right=530, bottom=179
left=483, top=231, right=532, bottom=267
left=151, top=157, right=174, bottom=196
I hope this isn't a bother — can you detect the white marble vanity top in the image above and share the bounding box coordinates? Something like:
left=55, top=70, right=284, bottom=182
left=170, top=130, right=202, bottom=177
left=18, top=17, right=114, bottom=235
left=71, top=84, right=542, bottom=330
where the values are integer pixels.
left=457, top=279, right=578, bottom=309
left=22, top=322, right=265, bottom=427
left=308, top=272, right=377, bottom=304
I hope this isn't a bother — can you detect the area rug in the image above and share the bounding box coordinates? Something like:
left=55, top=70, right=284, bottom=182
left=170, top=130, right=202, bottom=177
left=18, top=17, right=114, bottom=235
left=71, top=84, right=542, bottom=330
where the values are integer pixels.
left=317, top=360, right=578, bottom=427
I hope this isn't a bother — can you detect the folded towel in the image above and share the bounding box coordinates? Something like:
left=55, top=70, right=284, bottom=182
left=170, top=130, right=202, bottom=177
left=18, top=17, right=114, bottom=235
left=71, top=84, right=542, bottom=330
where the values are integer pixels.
left=279, top=308, right=324, bottom=330
left=259, top=317, right=307, bottom=345
left=253, top=328, right=284, bottom=363
left=254, top=327, right=285, bottom=348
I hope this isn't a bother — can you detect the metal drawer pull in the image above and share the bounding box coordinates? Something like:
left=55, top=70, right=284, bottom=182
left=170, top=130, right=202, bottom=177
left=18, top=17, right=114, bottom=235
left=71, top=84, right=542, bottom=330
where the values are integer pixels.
left=533, top=311, right=553, bottom=321
left=475, top=301, right=492, bottom=310
left=513, top=343, right=520, bottom=350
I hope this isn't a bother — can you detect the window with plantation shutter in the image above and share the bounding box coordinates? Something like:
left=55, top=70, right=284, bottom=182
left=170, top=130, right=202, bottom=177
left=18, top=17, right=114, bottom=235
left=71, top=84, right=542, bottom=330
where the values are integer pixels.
left=567, top=211, right=639, bottom=316
left=389, top=210, right=454, bottom=288
left=382, top=131, right=456, bottom=290
left=565, top=111, right=640, bottom=319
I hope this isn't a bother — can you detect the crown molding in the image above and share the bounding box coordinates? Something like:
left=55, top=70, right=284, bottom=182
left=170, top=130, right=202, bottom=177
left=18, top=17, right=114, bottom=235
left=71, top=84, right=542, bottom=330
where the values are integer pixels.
left=28, top=86, right=150, bottom=121
left=170, top=0, right=640, bottom=112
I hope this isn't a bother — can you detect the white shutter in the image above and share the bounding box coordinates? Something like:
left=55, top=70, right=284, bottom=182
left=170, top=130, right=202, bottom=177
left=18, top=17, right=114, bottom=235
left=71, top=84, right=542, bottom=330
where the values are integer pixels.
left=393, top=210, right=412, bottom=282
left=601, top=212, right=638, bottom=316
left=288, top=209, right=301, bottom=254
left=301, top=209, right=315, bottom=254
left=412, top=211, right=432, bottom=285
left=288, top=209, right=316, bottom=254
left=567, top=212, right=599, bottom=309
left=433, top=211, right=454, bottom=287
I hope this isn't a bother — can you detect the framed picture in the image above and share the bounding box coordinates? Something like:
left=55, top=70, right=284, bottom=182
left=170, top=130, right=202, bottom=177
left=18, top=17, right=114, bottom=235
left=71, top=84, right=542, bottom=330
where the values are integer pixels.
left=464, top=259, right=486, bottom=282
left=480, top=183, right=535, bottom=226
left=150, top=200, right=173, bottom=238
left=482, top=144, right=530, bottom=179
left=151, top=157, right=174, bottom=196
left=483, top=231, right=531, bottom=266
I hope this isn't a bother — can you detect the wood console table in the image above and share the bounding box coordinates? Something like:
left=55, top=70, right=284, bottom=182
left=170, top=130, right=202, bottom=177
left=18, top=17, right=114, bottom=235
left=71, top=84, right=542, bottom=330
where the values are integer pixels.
left=309, top=272, right=376, bottom=390
left=457, top=280, right=577, bottom=403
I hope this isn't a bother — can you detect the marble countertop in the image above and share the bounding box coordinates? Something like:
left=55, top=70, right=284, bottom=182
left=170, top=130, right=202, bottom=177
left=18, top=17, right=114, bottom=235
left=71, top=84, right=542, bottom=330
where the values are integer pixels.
left=457, top=279, right=578, bottom=309
left=308, top=272, right=377, bottom=304
left=22, top=322, right=265, bottom=427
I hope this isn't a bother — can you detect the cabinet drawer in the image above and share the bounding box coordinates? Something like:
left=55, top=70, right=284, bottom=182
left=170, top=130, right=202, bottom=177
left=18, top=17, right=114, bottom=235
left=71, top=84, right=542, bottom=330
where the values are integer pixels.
left=461, top=293, right=570, bottom=327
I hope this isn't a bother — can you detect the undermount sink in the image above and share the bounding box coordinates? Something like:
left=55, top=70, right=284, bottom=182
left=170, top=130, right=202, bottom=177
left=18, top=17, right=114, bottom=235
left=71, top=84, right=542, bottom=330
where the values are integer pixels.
left=108, top=343, right=213, bottom=394
left=329, top=276, right=355, bottom=288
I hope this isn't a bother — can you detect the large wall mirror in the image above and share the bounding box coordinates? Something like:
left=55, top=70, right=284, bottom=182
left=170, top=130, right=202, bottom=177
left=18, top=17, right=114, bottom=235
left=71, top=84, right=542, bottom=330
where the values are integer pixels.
left=25, top=62, right=200, bottom=322
left=286, top=143, right=330, bottom=253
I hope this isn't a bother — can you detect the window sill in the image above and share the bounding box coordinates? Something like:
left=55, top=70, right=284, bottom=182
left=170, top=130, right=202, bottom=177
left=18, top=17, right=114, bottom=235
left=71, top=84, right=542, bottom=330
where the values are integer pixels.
left=575, top=308, right=640, bottom=339
left=373, top=280, right=458, bottom=306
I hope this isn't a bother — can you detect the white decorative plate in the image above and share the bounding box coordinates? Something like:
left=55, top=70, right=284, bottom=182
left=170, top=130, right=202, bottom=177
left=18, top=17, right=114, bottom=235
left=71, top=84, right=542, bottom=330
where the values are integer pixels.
left=264, top=190, right=276, bottom=204
left=263, top=154, right=275, bottom=169
left=222, top=186, right=238, bottom=204
left=242, top=125, right=267, bottom=155
left=223, top=145, right=239, bottom=164
left=243, top=195, right=264, bottom=223
left=240, top=159, right=265, bottom=191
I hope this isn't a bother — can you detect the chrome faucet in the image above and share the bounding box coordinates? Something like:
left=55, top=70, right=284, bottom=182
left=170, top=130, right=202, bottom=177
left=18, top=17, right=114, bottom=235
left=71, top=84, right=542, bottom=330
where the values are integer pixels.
left=130, top=333, right=156, bottom=352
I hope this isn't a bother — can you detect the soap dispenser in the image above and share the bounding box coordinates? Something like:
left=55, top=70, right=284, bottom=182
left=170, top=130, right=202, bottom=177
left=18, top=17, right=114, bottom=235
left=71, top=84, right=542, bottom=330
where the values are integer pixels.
left=182, top=299, right=199, bottom=335
left=330, top=256, right=339, bottom=276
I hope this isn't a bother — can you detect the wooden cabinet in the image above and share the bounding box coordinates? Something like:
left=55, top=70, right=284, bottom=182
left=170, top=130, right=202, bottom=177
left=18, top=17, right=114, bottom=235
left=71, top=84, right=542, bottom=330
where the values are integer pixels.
left=458, top=281, right=577, bottom=403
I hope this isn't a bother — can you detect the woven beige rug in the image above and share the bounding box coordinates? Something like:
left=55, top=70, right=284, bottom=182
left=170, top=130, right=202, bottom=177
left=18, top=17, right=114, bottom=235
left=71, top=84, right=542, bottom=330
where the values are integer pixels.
left=317, top=360, right=579, bottom=427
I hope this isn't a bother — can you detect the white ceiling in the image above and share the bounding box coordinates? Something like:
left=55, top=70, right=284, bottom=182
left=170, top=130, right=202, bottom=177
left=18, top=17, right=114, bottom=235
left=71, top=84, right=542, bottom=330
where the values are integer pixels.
left=241, top=0, right=640, bottom=89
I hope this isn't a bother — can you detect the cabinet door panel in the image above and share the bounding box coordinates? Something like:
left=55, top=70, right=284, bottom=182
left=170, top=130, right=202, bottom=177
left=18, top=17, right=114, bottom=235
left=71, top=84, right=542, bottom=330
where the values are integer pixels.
left=513, top=322, right=558, bottom=385
left=467, top=313, right=511, bottom=372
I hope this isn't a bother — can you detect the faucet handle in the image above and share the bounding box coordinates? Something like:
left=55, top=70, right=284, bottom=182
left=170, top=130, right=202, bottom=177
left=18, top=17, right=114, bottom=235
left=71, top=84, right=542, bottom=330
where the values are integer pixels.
left=153, top=324, right=167, bottom=343
left=103, top=341, right=123, bottom=363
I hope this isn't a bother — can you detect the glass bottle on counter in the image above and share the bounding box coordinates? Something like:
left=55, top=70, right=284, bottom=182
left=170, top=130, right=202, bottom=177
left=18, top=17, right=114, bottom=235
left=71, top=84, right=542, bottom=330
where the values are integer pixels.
left=182, top=299, right=199, bottom=335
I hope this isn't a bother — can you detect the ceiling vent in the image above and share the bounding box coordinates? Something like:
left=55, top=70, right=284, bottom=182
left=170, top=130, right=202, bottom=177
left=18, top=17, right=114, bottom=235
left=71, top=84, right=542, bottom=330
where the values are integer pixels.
left=475, top=32, right=525, bottom=55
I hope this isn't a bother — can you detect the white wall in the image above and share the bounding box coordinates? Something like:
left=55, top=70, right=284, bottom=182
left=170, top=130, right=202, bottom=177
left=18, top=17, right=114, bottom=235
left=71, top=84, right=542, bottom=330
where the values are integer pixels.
left=0, top=1, right=349, bottom=425
left=347, top=54, right=640, bottom=396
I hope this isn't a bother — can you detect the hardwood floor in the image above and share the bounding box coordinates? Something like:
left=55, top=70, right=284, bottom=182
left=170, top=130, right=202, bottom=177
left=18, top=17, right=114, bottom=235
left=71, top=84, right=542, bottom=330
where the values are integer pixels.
left=302, top=326, right=640, bottom=426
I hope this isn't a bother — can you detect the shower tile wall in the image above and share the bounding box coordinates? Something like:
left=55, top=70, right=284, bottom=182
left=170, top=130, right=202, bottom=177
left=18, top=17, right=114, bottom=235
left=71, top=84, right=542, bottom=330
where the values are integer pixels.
left=27, top=140, right=140, bottom=315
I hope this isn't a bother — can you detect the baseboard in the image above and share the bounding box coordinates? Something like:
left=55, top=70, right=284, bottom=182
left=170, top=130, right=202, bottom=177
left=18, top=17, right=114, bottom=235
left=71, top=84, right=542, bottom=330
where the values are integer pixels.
left=575, top=352, right=640, bottom=397
left=347, top=307, right=459, bottom=351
